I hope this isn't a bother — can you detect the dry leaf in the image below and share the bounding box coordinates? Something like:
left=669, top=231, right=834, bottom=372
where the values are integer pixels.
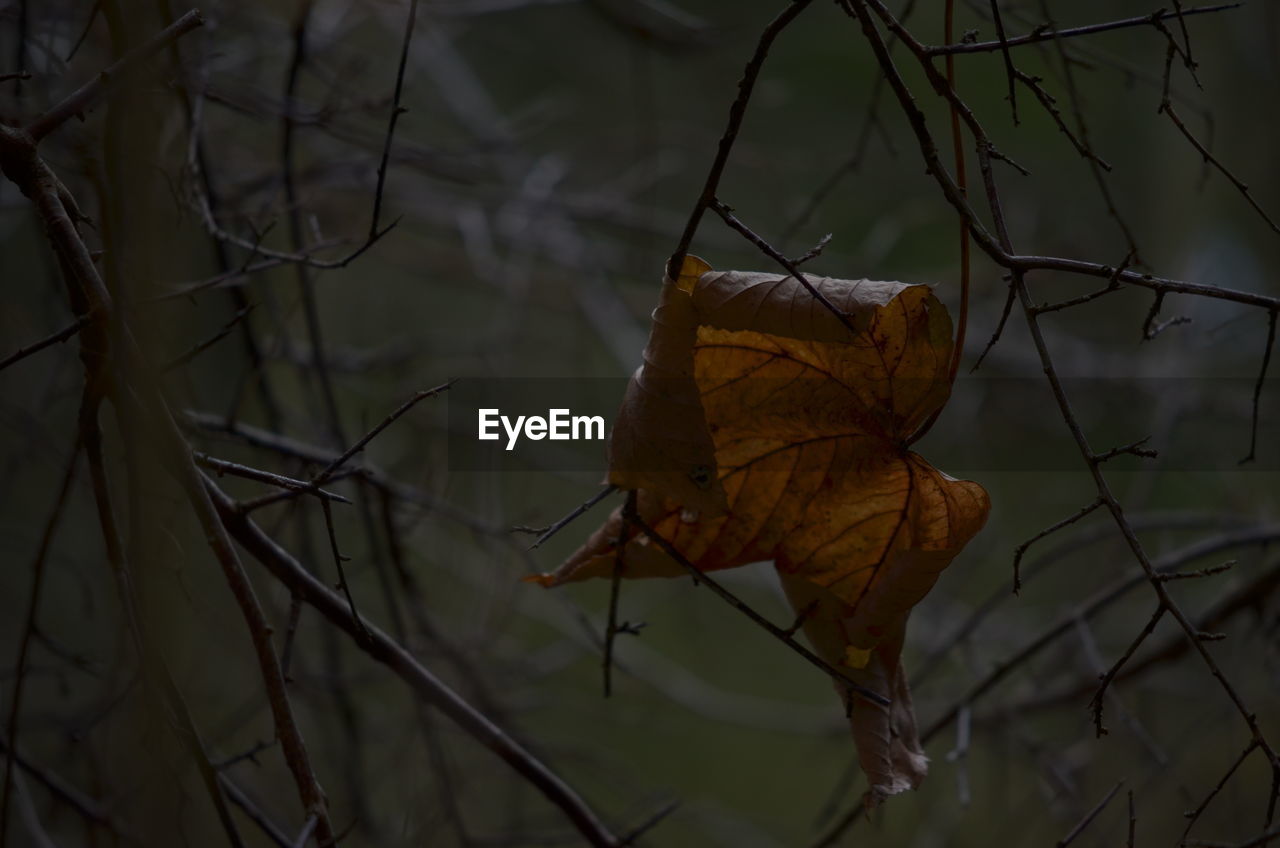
left=531, top=256, right=989, bottom=800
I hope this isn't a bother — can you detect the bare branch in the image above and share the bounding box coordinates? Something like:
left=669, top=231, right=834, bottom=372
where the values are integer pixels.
left=27, top=9, right=205, bottom=140
left=206, top=477, right=622, bottom=847
left=603, top=491, right=636, bottom=697
left=194, top=450, right=352, bottom=503
left=1240, top=309, right=1278, bottom=464
left=666, top=0, right=814, bottom=280
left=1011, top=498, right=1103, bottom=593
left=522, top=484, right=618, bottom=550
left=1056, top=781, right=1124, bottom=847
left=0, top=314, right=90, bottom=372
left=927, top=3, right=1240, bottom=56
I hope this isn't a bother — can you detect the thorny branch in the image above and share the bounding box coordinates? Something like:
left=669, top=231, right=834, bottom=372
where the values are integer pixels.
left=823, top=0, right=1280, bottom=841
left=0, top=6, right=621, bottom=847
left=538, top=1, right=1277, bottom=841
left=206, top=479, right=621, bottom=847
left=926, top=3, right=1240, bottom=57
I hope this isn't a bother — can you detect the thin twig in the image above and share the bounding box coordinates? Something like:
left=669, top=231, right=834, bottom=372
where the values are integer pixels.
left=524, top=484, right=618, bottom=550
left=988, top=0, right=1019, bottom=123
left=1128, top=789, right=1136, bottom=847
left=710, top=199, right=860, bottom=336
left=26, top=10, right=205, bottom=140
left=927, top=3, right=1240, bottom=55
left=320, top=496, right=369, bottom=641
left=629, top=512, right=889, bottom=707
left=1186, top=825, right=1280, bottom=848
left=0, top=732, right=121, bottom=837
left=220, top=777, right=293, bottom=848
left=603, top=491, right=636, bottom=697
left=1056, top=781, right=1124, bottom=847
left=1240, top=309, right=1277, bottom=464
left=290, top=813, right=318, bottom=848
left=193, top=451, right=351, bottom=502
left=162, top=304, right=255, bottom=372
left=1036, top=0, right=1142, bottom=259
left=369, top=0, right=420, bottom=241
left=64, top=0, right=103, bottom=62
left=0, top=315, right=90, bottom=372
left=1088, top=604, right=1166, bottom=736
left=1034, top=252, right=1132, bottom=315
left=908, top=0, right=969, bottom=446
left=666, top=0, right=815, bottom=280
left=240, top=381, right=454, bottom=511
left=619, top=799, right=680, bottom=846
left=0, top=439, right=80, bottom=840
left=1184, top=741, right=1261, bottom=840
left=1011, top=498, right=1103, bottom=593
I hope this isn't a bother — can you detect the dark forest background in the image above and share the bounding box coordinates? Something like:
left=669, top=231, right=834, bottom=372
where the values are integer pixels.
left=1, top=1, right=1278, bottom=846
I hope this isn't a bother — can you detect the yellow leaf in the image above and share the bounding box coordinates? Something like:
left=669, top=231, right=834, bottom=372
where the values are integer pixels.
left=532, top=256, right=990, bottom=800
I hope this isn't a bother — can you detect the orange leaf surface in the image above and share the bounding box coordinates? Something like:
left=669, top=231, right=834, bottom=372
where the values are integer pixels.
left=531, top=257, right=990, bottom=800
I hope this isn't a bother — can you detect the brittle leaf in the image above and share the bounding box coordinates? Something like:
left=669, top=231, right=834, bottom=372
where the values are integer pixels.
left=531, top=257, right=990, bottom=797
